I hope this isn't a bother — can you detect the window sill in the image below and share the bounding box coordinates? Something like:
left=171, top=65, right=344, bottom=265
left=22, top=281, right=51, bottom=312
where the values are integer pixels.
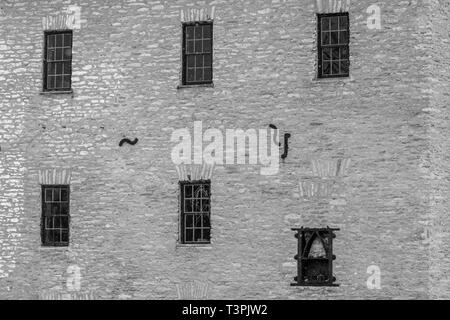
left=312, top=75, right=354, bottom=83
left=176, top=243, right=212, bottom=249
left=40, top=90, right=73, bottom=95
left=177, top=83, right=214, bottom=89
left=290, top=283, right=340, bottom=287
left=39, top=245, right=70, bottom=251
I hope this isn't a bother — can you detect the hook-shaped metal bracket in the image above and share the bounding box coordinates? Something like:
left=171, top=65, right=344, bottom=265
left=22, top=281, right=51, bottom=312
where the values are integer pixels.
left=268, top=124, right=291, bottom=160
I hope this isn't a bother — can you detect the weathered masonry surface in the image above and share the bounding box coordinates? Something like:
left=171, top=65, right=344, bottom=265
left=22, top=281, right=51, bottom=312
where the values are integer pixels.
left=0, top=0, right=449, bottom=299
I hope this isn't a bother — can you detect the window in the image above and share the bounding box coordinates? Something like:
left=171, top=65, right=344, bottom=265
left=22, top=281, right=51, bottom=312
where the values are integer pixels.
left=41, top=185, right=70, bottom=246
left=43, top=31, right=73, bottom=91
left=317, top=13, right=349, bottom=78
left=182, top=22, right=213, bottom=85
left=291, top=227, right=339, bottom=286
left=180, top=180, right=211, bottom=244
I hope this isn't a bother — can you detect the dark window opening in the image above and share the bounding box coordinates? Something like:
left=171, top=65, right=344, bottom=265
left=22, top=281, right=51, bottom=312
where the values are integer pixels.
left=43, top=31, right=73, bottom=91
left=291, top=227, right=339, bottom=286
left=41, top=185, right=70, bottom=246
left=180, top=180, right=211, bottom=244
left=182, top=22, right=213, bottom=85
left=318, top=13, right=349, bottom=78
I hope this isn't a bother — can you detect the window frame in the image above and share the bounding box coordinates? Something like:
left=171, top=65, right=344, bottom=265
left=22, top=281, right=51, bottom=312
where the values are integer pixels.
left=291, top=227, right=339, bottom=287
left=317, top=12, right=350, bottom=79
left=179, top=180, right=211, bottom=244
left=181, top=21, right=213, bottom=86
left=43, top=30, right=73, bottom=92
left=41, top=185, right=70, bottom=247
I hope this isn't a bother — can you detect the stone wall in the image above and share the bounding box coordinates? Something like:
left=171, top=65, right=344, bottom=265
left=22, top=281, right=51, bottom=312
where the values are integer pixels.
left=0, top=0, right=445, bottom=299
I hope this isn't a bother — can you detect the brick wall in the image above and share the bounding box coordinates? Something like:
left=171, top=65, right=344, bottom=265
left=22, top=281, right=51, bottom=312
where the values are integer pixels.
left=0, top=0, right=447, bottom=299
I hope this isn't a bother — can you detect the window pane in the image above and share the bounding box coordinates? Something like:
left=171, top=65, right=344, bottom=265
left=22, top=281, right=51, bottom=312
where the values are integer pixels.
left=203, top=25, right=211, bottom=38
left=330, top=32, right=338, bottom=44
left=63, top=34, right=72, bottom=46
left=54, top=216, right=61, bottom=228
left=321, top=32, right=329, bottom=45
left=187, top=55, right=195, bottom=68
left=45, top=189, right=52, bottom=202
left=204, top=55, right=212, bottom=67
left=186, top=26, right=194, bottom=39
left=185, top=214, right=193, bottom=228
left=55, top=34, right=63, bottom=47
left=48, top=63, right=56, bottom=75
left=194, top=229, right=203, bottom=242
left=203, top=68, right=212, bottom=81
left=55, top=62, right=63, bottom=75
left=195, top=40, right=202, bottom=53
left=185, top=229, right=193, bottom=242
left=195, top=26, right=202, bottom=39
left=44, top=204, right=52, bottom=216
left=340, top=47, right=349, bottom=60
left=52, top=203, right=60, bottom=215
left=193, top=198, right=201, bottom=212
left=62, top=231, right=69, bottom=243
left=193, top=185, right=200, bottom=197
left=45, top=217, right=52, bottom=229
left=56, top=48, right=63, bottom=60
left=321, top=18, right=330, bottom=31
left=63, top=48, right=72, bottom=59
left=339, top=31, right=348, bottom=44
left=202, top=215, right=210, bottom=228
left=63, top=76, right=71, bottom=88
left=339, top=16, right=348, bottom=29
left=203, top=40, right=211, bottom=53
left=61, top=216, right=69, bottom=228
left=194, top=214, right=202, bottom=227
left=55, top=76, right=64, bottom=88
left=53, top=229, right=62, bottom=243
left=323, top=61, right=331, bottom=75
left=332, top=61, right=340, bottom=74
left=187, top=40, right=194, bottom=54
left=196, top=55, right=203, bottom=68
left=185, top=199, right=192, bottom=212
left=341, top=60, right=349, bottom=74
left=61, top=204, right=69, bottom=216
left=187, top=68, right=195, bottom=82
left=203, top=184, right=210, bottom=195
left=44, top=230, right=54, bottom=244
left=195, top=68, right=203, bottom=81
left=48, top=34, right=56, bottom=48
left=322, top=48, right=331, bottom=60
left=203, top=228, right=210, bottom=241
left=184, top=185, right=192, bottom=198
left=201, top=199, right=210, bottom=212
left=332, top=48, right=339, bottom=60
left=47, top=49, right=56, bottom=61
left=47, top=76, right=56, bottom=89
left=330, top=17, right=338, bottom=30
left=63, top=62, right=71, bottom=74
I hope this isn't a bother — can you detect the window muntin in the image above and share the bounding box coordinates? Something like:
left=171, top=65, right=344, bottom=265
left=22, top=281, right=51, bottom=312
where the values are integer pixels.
left=43, top=31, right=73, bottom=91
left=182, top=22, right=213, bottom=85
left=41, top=185, right=70, bottom=246
left=318, top=13, right=349, bottom=78
left=180, top=181, right=211, bottom=244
